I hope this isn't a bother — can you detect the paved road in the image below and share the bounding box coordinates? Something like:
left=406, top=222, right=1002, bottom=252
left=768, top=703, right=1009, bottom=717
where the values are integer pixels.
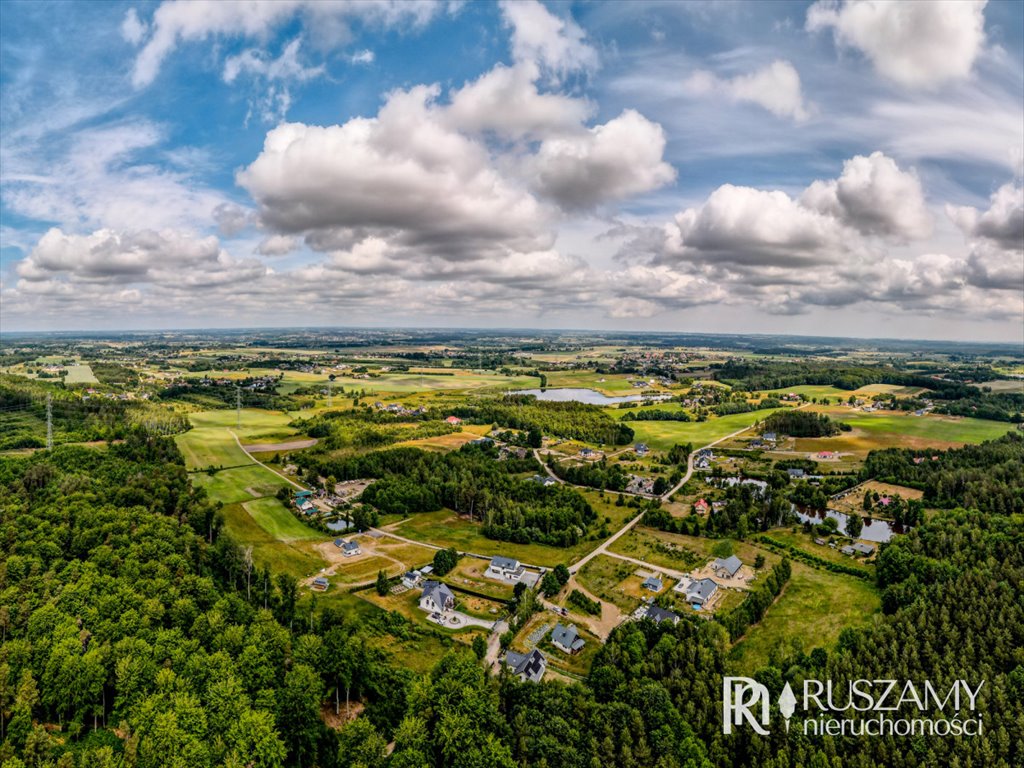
left=568, top=421, right=768, bottom=576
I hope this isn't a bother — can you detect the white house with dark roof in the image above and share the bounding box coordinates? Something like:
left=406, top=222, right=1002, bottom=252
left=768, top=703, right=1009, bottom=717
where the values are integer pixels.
left=486, top=555, right=525, bottom=582
left=419, top=580, right=455, bottom=613
left=712, top=555, right=743, bottom=578
left=341, top=540, right=361, bottom=557
left=402, top=570, right=423, bottom=589
left=551, top=623, right=585, bottom=655
left=505, top=649, right=547, bottom=682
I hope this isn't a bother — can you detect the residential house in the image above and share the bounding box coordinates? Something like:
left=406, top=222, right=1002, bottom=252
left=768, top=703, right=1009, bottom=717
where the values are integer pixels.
left=763, top=432, right=777, bottom=442
left=445, top=416, right=463, bottom=426
left=486, top=556, right=525, bottom=582
left=634, top=442, right=650, bottom=457
left=711, top=500, right=728, bottom=513
left=851, top=543, right=875, bottom=556
left=311, top=577, right=329, bottom=592
left=788, top=468, right=805, bottom=479
left=333, top=538, right=347, bottom=549
left=686, top=578, right=719, bottom=607
left=342, top=540, right=361, bottom=557
left=551, top=624, right=585, bottom=655
left=814, top=537, right=827, bottom=546
left=840, top=545, right=855, bottom=556
left=712, top=555, right=743, bottom=579
left=402, top=570, right=423, bottom=589
left=530, top=474, right=558, bottom=487
left=642, top=575, right=663, bottom=592
left=693, top=499, right=710, bottom=514
left=419, top=580, right=455, bottom=613
left=643, top=604, right=681, bottom=625
left=505, top=649, right=547, bottom=683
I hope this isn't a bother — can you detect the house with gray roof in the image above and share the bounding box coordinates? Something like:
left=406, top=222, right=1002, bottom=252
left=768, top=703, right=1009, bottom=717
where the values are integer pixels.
left=551, top=623, right=585, bottom=654
left=402, top=570, right=423, bottom=589
left=505, top=649, right=546, bottom=682
left=643, top=604, right=681, bottom=625
left=712, top=555, right=743, bottom=578
left=642, top=575, right=663, bottom=592
left=311, top=577, right=329, bottom=592
left=686, top=578, right=719, bottom=607
left=419, top=580, right=455, bottom=614
left=840, top=544, right=877, bottom=556
left=341, top=540, right=361, bottom=557
left=788, top=468, right=805, bottom=479
left=486, top=555, right=525, bottom=582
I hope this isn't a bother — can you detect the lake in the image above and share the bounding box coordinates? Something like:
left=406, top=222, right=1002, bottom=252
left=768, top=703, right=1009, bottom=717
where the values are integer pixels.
left=792, top=506, right=905, bottom=542
left=515, top=387, right=671, bottom=406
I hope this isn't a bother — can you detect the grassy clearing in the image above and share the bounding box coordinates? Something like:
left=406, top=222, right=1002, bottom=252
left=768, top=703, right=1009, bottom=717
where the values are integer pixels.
left=575, top=555, right=644, bottom=613
left=382, top=490, right=638, bottom=568
left=762, top=528, right=876, bottom=570
left=64, top=364, right=99, bottom=384
left=795, top=407, right=1013, bottom=454
left=729, top=562, right=881, bottom=673
left=537, top=370, right=670, bottom=395
left=175, top=408, right=300, bottom=470
left=242, top=497, right=320, bottom=542
left=623, top=408, right=789, bottom=451
left=609, top=529, right=781, bottom=572
left=332, top=555, right=402, bottom=584
left=192, top=465, right=290, bottom=505
left=445, top=557, right=517, bottom=600
left=219, top=502, right=327, bottom=579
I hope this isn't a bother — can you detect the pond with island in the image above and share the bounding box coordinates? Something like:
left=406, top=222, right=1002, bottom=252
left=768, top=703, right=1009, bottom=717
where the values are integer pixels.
left=792, top=506, right=906, bottom=542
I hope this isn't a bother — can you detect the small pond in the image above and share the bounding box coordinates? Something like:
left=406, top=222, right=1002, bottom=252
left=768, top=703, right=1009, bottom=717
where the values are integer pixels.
left=792, top=506, right=906, bottom=542
left=515, top=387, right=671, bottom=406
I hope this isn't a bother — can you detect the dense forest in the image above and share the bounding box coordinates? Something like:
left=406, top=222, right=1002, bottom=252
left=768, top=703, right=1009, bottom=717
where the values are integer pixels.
left=0, top=377, right=188, bottom=450
left=299, top=443, right=596, bottom=547
left=860, top=432, right=1024, bottom=515
left=0, top=435, right=414, bottom=768
left=449, top=396, right=635, bottom=446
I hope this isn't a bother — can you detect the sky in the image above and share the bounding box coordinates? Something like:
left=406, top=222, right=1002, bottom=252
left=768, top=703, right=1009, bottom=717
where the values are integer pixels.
left=0, top=0, right=1022, bottom=342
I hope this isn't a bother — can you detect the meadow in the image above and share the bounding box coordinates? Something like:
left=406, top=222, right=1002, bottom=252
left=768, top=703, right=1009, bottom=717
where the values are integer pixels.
left=63, top=364, right=99, bottom=384
left=622, top=407, right=790, bottom=450
left=795, top=407, right=1014, bottom=453
left=728, top=562, right=881, bottom=673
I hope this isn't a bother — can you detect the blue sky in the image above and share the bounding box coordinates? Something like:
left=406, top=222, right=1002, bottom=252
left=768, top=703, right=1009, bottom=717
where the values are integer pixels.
left=1, top=0, right=1021, bottom=341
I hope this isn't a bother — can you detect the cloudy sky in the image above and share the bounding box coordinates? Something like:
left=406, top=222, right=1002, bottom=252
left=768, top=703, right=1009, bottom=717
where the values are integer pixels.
left=1, top=0, right=1022, bottom=341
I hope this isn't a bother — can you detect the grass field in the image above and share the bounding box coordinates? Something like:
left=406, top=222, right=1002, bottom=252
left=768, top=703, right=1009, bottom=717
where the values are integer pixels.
left=219, top=502, right=326, bottom=578
left=729, top=562, right=881, bottom=673
left=574, top=555, right=642, bottom=612
left=175, top=408, right=299, bottom=470
left=63, top=364, right=98, bottom=384
left=192, top=465, right=290, bottom=504
left=265, top=369, right=541, bottom=396
left=610, top=528, right=781, bottom=572
left=794, top=407, right=1014, bottom=453
left=380, top=489, right=638, bottom=568
left=622, top=408, right=789, bottom=451
left=243, top=497, right=321, bottom=542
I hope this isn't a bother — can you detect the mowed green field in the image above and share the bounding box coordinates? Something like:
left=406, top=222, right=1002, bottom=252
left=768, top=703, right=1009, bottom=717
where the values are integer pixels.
left=729, top=562, right=881, bottom=673
left=175, top=408, right=299, bottom=469
left=63, top=364, right=99, bottom=384
left=175, top=407, right=328, bottom=577
left=796, top=407, right=1014, bottom=453
left=243, top=497, right=321, bottom=542
left=623, top=408, right=789, bottom=450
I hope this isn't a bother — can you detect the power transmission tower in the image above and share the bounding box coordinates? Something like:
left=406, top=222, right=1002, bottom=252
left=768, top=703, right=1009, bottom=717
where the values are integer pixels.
left=46, top=394, right=53, bottom=449
left=236, top=386, right=241, bottom=429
